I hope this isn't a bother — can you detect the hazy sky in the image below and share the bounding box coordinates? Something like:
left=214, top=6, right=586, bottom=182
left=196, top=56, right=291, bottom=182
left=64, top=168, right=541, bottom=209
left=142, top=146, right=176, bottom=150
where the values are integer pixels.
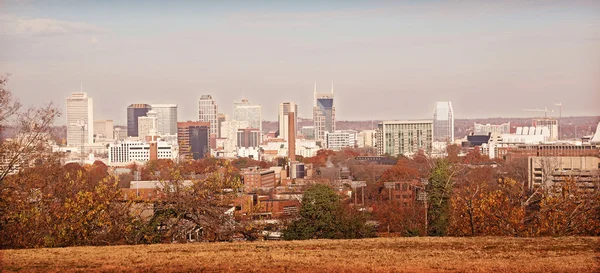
left=1, top=0, right=599, bottom=125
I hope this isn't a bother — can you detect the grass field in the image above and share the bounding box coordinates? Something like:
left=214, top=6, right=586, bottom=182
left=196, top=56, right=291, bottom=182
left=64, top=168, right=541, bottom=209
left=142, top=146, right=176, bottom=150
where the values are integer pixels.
left=1, top=237, right=598, bottom=272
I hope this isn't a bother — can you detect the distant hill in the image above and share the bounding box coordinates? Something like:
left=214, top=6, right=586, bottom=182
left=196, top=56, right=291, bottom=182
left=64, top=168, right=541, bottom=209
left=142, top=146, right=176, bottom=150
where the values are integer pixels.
left=263, top=116, right=600, bottom=139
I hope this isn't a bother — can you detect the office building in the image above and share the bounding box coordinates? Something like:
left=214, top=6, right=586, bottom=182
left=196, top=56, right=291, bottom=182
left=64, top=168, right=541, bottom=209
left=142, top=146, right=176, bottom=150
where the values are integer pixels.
left=233, top=99, right=262, bottom=135
left=301, top=126, right=315, bottom=140
left=113, top=127, right=127, bottom=141
left=177, top=121, right=210, bottom=160
left=127, top=104, right=151, bottom=137
left=237, top=128, right=260, bottom=148
left=474, top=122, right=511, bottom=135
left=325, top=130, right=358, bottom=151
left=358, top=130, right=377, bottom=148
left=93, top=120, right=114, bottom=139
left=278, top=102, right=298, bottom=141
left=198, top=95, right=218, bottom=137
left=433, top=101, right=454, bottom=142
left=313, top=83, right=335, bottom=142
left=221, top=120, right=250, bottom=155
left=108, top=140, right=177, bottom=165
left=376, top=120, right=433, bottom=156
left=138, top=110, right=158, bottom=141
left=532, top=118, right=559, bottom=141
left=66, top=92, right=94, bottom=146
left=527, top=156, right=600, bottom=191
left=150, top=104, right=178, bottom=136
left=217, top=113, right=227, bottom=138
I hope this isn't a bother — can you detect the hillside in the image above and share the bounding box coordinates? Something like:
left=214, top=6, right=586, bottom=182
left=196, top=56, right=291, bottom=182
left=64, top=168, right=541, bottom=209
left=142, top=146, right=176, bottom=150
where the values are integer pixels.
left=2, top=237, right=598, bottom=272
left=263, top=116, right=600, bottom=139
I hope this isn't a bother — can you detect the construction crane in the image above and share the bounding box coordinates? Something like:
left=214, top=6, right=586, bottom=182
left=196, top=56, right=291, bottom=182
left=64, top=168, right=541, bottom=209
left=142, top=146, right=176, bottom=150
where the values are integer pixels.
left=70, top=119, right=86, bottom=163
left=522, top=107, right=554, bottom=118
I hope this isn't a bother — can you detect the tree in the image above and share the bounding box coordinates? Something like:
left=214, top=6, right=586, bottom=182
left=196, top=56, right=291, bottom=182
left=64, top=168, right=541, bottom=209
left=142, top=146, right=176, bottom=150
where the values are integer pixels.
left=427, top=159, right=456, bottom=236
left=154, top=161, right=242, bottom=242
left=283, top=184, right=374, bottom=240
left=0, top=156, right=133, bottom=248
left=0, top=75, right=60, bottom=184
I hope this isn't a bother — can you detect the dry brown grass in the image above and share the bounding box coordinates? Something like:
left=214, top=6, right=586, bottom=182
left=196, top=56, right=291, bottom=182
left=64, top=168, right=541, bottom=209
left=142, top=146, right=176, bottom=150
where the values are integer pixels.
left=1, top=237, right=599, bottom=272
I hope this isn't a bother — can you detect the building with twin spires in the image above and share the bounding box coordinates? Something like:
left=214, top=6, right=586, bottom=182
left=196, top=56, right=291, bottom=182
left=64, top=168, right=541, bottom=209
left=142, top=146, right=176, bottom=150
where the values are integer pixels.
left=313, top=83, right=336, bottom=142
left=433, top=101, right=454, bottom=143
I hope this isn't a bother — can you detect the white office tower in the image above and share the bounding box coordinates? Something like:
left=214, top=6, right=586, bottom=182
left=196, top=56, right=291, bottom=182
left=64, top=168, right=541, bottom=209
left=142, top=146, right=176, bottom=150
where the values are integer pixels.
left=325, top=130, right=357, bottom=151
left=149, top=104, right=178, bottom=136
left=278, top=102, right=298, bottom=141
left=138, top=110, right=158, bottom=141
left=66, top=92, right=94, bottom=146
left=198, top=95, right=218, bottom=137
left=233, top=99, right=262, bottom=137
left=93, top=120, right=114, bottom=139
left=433, top=102, right=454, bottom=143
left=220, top=120, right=250, bottom=155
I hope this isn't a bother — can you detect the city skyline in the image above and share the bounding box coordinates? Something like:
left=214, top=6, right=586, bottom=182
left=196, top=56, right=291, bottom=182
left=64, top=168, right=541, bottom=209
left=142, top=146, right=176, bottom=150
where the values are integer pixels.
left=1, top=1, right=599, bottom=124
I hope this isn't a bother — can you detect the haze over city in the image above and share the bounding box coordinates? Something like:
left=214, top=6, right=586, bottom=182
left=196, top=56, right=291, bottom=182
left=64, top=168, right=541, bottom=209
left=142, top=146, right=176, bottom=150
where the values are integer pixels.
left=1, top=0, right=599, bottom=124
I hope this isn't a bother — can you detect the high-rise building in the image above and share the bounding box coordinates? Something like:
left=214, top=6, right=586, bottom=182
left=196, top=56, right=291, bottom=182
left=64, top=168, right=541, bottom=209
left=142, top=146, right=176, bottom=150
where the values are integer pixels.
left=221, top=120, right=250, bottom=154
left=138, top=110, right=158, bottom=141
left=66, top=92, right=94, bottom=146
left=278, top=102, right=298, bottom=141
left=301, top=126, right=315, bottom=140
left=313, top=83, right=335, bottom=142
left=233, top=99, right=262, bottom=135
left=127, top=104, right=151, bottom=137
left=93, top=120, right=114, bottom=139
left=433, top=102, right=454, bottom=143
left=217, top=113, right=227, bottom=138
left=376, top=120, right=433, bottom=156
left=177, top=121, right=210, bottom=160
left=150, top=104, right=178, bottom=136
left=237, top=128, right=260, bottom=148
left=198, top=95, right=218, bottom=137
left=326, top=130, right=357, bottom=151
left=532, top=118, right=559, bottom=141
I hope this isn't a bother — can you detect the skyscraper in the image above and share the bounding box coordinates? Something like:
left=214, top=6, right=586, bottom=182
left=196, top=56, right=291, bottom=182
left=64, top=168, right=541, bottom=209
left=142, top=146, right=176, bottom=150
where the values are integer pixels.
left=433, top=101, right=454, bottom=143
left=66, top=92, right=94, bottom=146
left=127, top=104, right=151, bottom=137
left=138, top=110, right=158, bottom=141
left=376, top=120, right=433, bottom=156
left=177, top=121, right=210, bottom=160
left=233, top=99, right=262, bottom=136
left=313, top=83, right=335, bottom=142
left=150, top=104, right=178, bottom=136
left=198, top=95, right=218, bottom=137
left=278, top=102, right=298, bottom=141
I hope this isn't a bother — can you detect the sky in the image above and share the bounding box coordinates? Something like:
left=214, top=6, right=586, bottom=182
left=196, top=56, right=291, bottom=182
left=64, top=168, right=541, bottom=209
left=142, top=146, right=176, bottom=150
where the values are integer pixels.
left=1, top=0, right=599, bottom=125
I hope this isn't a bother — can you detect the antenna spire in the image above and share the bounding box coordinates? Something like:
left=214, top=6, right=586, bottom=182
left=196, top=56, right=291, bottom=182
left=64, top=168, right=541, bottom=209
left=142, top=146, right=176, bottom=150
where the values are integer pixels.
left=331, top=80, right=334, bottom=94
left=313, top=81, right=317, bottom=107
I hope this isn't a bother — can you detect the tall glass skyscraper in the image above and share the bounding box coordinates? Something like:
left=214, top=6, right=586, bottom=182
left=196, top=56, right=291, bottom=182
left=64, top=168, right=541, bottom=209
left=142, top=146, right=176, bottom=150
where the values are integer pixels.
left=433, top=101, right=454, bottom=143
left=198, top=95, right=218, bottom=137
left=313, top=83, right=335, bottom=142
left=127, top=104, right=151, bottom=137
left=150, top=104, right=178, bottom=136
left=233, top=99, right=262, bottom=133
